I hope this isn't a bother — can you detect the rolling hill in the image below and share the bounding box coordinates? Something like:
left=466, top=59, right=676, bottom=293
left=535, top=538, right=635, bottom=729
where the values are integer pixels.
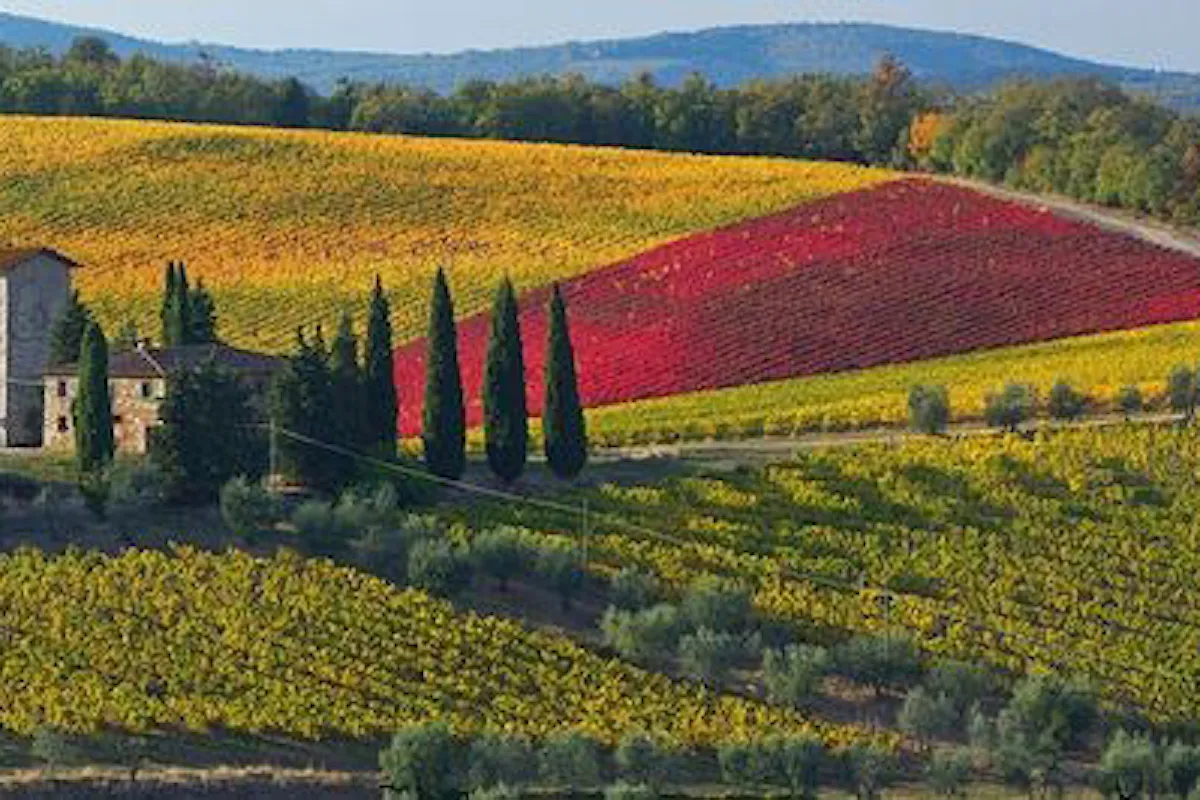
left=2, top=11, right=1199, bottom=110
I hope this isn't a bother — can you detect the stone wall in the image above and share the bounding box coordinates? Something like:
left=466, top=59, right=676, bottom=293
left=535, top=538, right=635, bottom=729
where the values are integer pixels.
left=44, top=376, right=167, bottom=455
left=3, top=255, right=71, bottom=447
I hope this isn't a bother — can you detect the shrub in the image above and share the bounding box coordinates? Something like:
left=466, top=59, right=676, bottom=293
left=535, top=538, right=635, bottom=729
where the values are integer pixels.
left=535, top=545, right=587, bottom=610
left=471, top=527, right=532, bottom=591
left=763, top=644, right=830, bottom=709
left=984, top=383, right=1036, bottom=433
left=1098, top=730, right=1164, bottom=800
left=681, top=576, right=752, bottom=633
left=109, top=461, right=166, bottom=510
left=1118, top=385, right=1144, bottom=418
left=611, top=567, right=660, bottom=611
left=846, top=745, right=894, bottom=800
left=379, top=723, right=465, bottom=800
left=898, top=687, right=958, bottom=748
left=1048, top=380, right=1087, bottom=422
left=927, top=749, right=972, bottom=798
left=832, top=633, right=922, bottom=694
left=349, top=527, right=410, bottom=582
left=771, top=735, right=824, bottom=800
left=292, top=499, right=353, bottom=556
left=539, top=731, right=603, bottom=789
left=1164, top=741, right=1200, bottom=799
left=220, top=476, right=282, bottom=541
left=601, top=604, right=682, bottom=665
left=468, top=784, right=520, bottom=800
left=998, top=676, right=1097, bottom=754
left=604, top=782, right=658, bottom=800
left=909, top=385, right=950, bottom=435
left=718, top=741, right=773, bottom=787
left=31, top=726, right=81, bottom=776
left=1169, top=365, right=1199, bottom=420
left=468, top=733, right=535, bottom=790
left=924, top=660, right=995, bottom=716
left=615, top=733, right=671, bottom=787
left=678, top=628, right=751, bottom=686
left=78, top=470, right=111, bottom=520
left=407, top=538, right=473, bottom=598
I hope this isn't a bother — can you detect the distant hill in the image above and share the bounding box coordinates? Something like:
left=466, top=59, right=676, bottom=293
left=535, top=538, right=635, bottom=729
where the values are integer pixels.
left=2, top=11, right=1199, bottom=110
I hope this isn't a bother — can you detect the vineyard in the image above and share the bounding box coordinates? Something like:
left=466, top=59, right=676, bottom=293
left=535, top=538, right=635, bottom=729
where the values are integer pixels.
left=0, top=546, right=877, bottom=749
left=0, top=115, right=893, bottom=353
left=395, top=179, right=1200, bottom=435
left=474, top=425, right=1200, bottom=722
left=581, top=317, right=1200, bottom=446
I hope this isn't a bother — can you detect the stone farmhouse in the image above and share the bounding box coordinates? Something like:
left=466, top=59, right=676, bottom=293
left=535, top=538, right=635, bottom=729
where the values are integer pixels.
left=0, top=248, right=76, bottom=447
left=45, top=343, right=284, bottom=455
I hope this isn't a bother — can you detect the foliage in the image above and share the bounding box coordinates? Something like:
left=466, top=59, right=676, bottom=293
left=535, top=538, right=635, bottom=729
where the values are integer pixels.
left=923, top=660, right=995, bottom=716
left=270, top=329, right=337, bottom=492
left=1168, top=365, right=1198, bottom=420
left=604, top=782, right=658, bottom=800
left=151, top=360, right=262, bottom=505
left=48, top=289, right=94, bottom=366
left=470, top=527, right=532, bottom=591
left=610, top=568, right=660, bottom=611
left=846, top=745, right=894, bottom=800
left=926, top=748, right=972, bottom=798
left=678, top=628, right=749, bottom=686
left=1097, top=730, right=1164, bottom=800
left=423, top=267, right=466, bottom=480
left=467, top=733, right=535, bottom=790
left=329, top=311, right=368, bottom=472
left=1117, top=384, right=1145, bottom=417
left=1163, top=741, right=1200, bottom=799
left=615, top=732, right=671, bottom=787
left=601, top=604, right=683, bottom=665
left=543, top=284, right=588, bottom=479
left=897, top=687, right=957, bottom=747
left=909, top=384, right=950, bottom=435
left=0, top=548, right=881, bottom=747
left=762, top=645, right=830, bottom=710
left=72, top=321, right=113, bottom=475
left=379, top=722, right=465, bottom=800
left=681, top=576, right=752, bottom=634
left=1047, top=380, right=1087, bottom=422
left=832, top=633, right=923, bottom=694
left=483, top=277, right=528, bottom=483
left=365, top=276, right=399, bottom=457
left=534, top=545, right=587, bottom=610
left=220, top=476, right=282, bottom=540
left=407, top=537, right=473, bottom=598
left=984, top=383, right=1036, bottom=433
left=539, top=731, right=603, bottom=788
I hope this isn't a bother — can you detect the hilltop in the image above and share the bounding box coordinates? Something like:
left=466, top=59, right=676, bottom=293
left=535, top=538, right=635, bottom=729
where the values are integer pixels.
left=2, top=11, right=1199, bottom=109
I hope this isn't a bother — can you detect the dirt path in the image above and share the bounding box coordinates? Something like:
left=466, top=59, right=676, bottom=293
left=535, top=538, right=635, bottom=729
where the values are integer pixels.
left=939, top=175, right=1200, bottom=258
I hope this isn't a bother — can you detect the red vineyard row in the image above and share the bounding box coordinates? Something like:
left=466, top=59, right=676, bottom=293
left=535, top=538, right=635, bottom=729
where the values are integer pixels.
left=392, top=179, right=1200, bottom=435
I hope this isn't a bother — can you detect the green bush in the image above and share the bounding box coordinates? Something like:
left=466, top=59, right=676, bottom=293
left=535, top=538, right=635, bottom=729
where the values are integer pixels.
left=681, top=575, right=752, bottom=633
left=539, top=730, right=603, bottom=789
left=718, top=741, right=773, bottom=788
left=468, top=733, right=535, bottom=790
left=292, top=499, right=353, bottom=556
left=349, top=527, right=410, bottom=582
left=610, top=567, right=660, bottom=611
left=678, top=628, right=751, bottom=686
left=220, top=476, right=282, bottom=541
left=30, top=726, right=82, bottom=776
left=601, top=604, right=682, bottom=665
left=898, top=687, right=957, bottom=747
left=832, top=633, right=923, bottom=694
left=771, top=735, right=824, bottom=800
left=468, top=784, right=520, bottom=800
left=1168, top=365, right=1198, bottom=419
left=1098, top=730, right=1164, bottom=800
left=984, top=383, right=1036, bottom=433
left=534, top=545, right=587, bottom=610
left=909, top=385, right=950, bottom=435
left=926, top=749, right=972, bottom=798
left=1118, top=385, right=1144, bottom=418
left=407, top=538, right=473, bottom=598
left=604, top=782, right=658, bottom=800
left=1164, top=741, right=1200, bottom=799
left=615, top=732, right=671, bottom=787
left=471, top=527, right=532, bottom=591
left=1048, top=380, right=1087, bottom=422
left=762, top=644, right=830, bottom=709
left=846, top=745, right=894, bottom=800
left=379, top=722, right=465, bottom=800
left=924, top=660, right=995, bottom=716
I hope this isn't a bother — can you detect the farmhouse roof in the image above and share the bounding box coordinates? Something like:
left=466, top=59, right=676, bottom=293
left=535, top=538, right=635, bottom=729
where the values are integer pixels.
left=46, top=343, right=285, bottom=379
left=0, top=248, right=83, bottom=272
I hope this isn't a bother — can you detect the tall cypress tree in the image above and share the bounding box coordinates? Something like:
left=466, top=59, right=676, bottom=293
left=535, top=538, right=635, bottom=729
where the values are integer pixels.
left=483, top=277, right=527, bottom=483
left=270, top=328, right=336, bottom=492
left=160, top=261, right=178, bottom=345
left=423, top=268, right=466, bottom=480
left=330, top=311, right=366, bottom=462
left=188, top=279, right=218, bottom=344
left=73, top=321, right=114, bottom=474
left=364, top=276, right=398, bottom=457
left=543, top=284, right=587, bottom=480
left=49, top=289, right=95, bottom=365
left=163, top=261, right=191, bottom=346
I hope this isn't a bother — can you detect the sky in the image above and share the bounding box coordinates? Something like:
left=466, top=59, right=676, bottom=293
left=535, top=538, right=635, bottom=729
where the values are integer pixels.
left=4, top=0, right=1199, bottom=72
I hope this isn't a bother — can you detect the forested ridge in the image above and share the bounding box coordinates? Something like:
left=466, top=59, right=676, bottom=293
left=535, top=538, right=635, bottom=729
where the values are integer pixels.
left=2, top=37, right=1199, bottom=226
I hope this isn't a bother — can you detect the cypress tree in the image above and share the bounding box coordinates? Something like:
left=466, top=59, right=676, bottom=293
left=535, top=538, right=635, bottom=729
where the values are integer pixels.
left=160, top=262, right=177, bottom=345
left=270, top=328, right=336, bottom=492
left=543, top=284, right=587, bottom=480
left=330, top=312, right=366, bottom=474
left=163, top=261, right=191, bottom=346
left=188, top=279, right=218, bottom=344
left=423, top=268, right=466, bottom=480
left=49, top=289, right=94, bottom=365
left=364, top=276, right=398, bottom=457
left=483, top=277, right=528, bottom=483
left=73, top=321, right=114, bottom=474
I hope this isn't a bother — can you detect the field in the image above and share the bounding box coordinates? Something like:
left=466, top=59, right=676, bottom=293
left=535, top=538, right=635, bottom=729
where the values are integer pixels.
left=0, top=546, right=877, bottom=749
left=581, top=317, right=1200, bottom=446
left=394, top=179, right=1200, bottom=435
left=473, top=425, right=1200, bottom=723
left=0, top=115, right=893, bottom=353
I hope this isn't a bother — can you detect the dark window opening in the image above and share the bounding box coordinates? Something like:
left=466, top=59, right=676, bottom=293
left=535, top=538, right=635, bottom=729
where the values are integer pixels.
left=56, top=417, right=68, bottom=433
left=57, top=381, right=67, bottom=398
left=113, top=415, right=124, bottom=425
left=141, top=382, right=153, bottom=399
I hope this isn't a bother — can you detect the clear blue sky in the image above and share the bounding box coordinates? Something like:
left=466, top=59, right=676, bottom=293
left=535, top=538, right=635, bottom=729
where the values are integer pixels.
left=5, top=0, right=1199, bottom=72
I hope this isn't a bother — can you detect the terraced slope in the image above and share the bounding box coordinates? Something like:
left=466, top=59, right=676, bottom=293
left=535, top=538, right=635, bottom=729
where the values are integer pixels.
left=394, top=179, right=1200, bottom=435
left=0, top=115, right=894, bottom=353
left=0, top=547, right=876, bottom=748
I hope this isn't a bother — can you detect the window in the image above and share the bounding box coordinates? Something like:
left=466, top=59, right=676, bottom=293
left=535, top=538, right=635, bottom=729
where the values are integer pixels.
left=112, top=415, right=124, bottom=425
left=140, top=382, right=153, bottom=399
left=57, top=380, right=67, bottom=398
left=56, top=417, right=68, bottom=433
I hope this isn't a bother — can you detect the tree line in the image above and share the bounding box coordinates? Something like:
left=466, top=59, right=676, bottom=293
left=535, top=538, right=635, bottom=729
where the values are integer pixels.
left=8, top=37, right=1199, bottom=227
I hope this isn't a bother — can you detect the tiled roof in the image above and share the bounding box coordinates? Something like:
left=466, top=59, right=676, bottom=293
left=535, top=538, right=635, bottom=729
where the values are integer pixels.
left=47, top=343, right=285, bottom=379
left=0, top=248, right=82, bottom=272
